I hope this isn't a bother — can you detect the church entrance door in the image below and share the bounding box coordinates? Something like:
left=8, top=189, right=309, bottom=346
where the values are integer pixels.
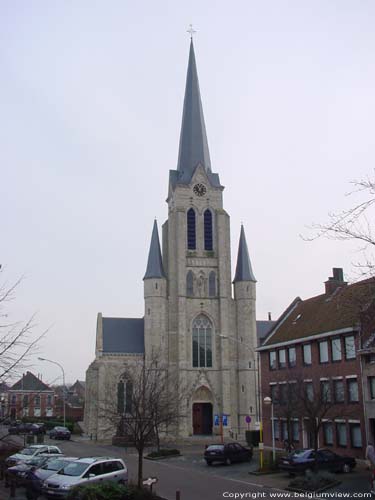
left=193, top=403, right=213, bottom=435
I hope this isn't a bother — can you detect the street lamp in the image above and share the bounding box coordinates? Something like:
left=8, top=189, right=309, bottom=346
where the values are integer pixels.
left=264, top=396, right=275, bottom=463
left=38, top=357, right=66, bottom=427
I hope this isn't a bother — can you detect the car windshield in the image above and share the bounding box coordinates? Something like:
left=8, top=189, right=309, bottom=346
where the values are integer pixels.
left=26, top=457, right=47, bottom=466
left=43, top=459, right=68, bottom=471
left=58, top=462, right=89, bottom=477
left=291, top=450, right=311, bottom=458
left=20, top=448, right=39, bottom=456
left=206, top=445, right=224, bottom=451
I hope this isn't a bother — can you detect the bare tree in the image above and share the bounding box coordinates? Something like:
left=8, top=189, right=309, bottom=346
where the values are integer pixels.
left=304, top=173, right=375, bottom=277
left=0, top=269, right=47, bottom=382
left=97, top=355, right=185, bottom=488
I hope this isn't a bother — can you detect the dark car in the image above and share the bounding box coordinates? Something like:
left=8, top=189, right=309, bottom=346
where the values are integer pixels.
left=204, top=442, right=253, bottom=465
left=8, top=422, right=43, bottom=435
left=49, top=426, right=71, bottom=440
left=5, top=455, right=50, bottom=486
left=278, top=448, right=356, bottom=475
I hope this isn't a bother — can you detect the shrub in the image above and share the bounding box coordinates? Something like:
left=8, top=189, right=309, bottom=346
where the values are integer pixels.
left=66, top=482, right=163, bottom=500
left=147, top=449, right=180, bottom=458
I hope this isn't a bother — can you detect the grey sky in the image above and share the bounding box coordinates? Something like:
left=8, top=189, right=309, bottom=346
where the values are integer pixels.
left=1, top=1, right=374, bottom=383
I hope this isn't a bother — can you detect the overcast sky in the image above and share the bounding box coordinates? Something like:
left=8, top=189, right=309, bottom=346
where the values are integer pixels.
left=1, top=1, right=374, bottom=384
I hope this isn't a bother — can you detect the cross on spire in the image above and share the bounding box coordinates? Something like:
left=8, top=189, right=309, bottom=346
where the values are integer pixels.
left=187, top=24, right=196, bottom=39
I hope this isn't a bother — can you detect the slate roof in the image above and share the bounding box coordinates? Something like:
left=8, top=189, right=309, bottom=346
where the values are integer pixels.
left=102, top=317, right=145, bottom=354
left=233, top=225, right=256, bottom=283
left=177, top=39, right=211, bottom=176
left=10, top=371, right=52, bottom=392
left=144, top=220, right=165, bottom=280
left=261, top=278, right=375, bottom=348
left=256, top=320, right=276, bottom=345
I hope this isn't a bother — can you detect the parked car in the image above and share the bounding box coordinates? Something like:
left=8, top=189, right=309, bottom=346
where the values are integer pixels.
left=5, top=455, right=51, bottom=486
left=278, top=448, right=356, bottom=475
left=5, top=445, right=63, bottom=467
left=35, top=422, right=47, bottom=434
left=8, top=422, right=44, bottom=435
left=49, top=426, right=71, bottom=440
left=204, top=442, right=253, bottom=465
left=42, top=457, right=128, bottom=498
left=35, top=457, right=78, bottom=482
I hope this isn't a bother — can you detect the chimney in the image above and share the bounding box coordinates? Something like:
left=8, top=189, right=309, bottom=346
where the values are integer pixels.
left=268, top=312, right=272, bottom=321
left=324, top=267, right=347, bottom=295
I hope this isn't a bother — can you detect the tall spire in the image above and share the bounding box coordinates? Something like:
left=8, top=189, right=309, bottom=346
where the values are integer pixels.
left=233, top=225, right=256, bottom=283
left=144, top=220, right=165, bottom=280
left=177, top=39, right=211, bottom=176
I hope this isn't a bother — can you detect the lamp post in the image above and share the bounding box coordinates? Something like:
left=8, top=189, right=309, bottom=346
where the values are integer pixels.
left=38, top=357, right=66, bottom=427
left=264, top=396, right=275, bottom=463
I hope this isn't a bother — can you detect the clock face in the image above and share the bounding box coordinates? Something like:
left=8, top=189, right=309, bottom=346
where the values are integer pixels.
left=193, top=183, right=207, bottom=197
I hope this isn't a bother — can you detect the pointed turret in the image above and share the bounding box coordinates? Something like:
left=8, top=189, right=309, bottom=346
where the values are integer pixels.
left=233, top=225, right=256, bottom=283
left=144, top=220, right=165, bottom=279
left=177, top=39, right=211, bottom=177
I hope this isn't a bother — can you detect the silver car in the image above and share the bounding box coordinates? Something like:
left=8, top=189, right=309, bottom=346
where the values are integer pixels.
left=5, top=445, right=63, bottom=467
left=35, top=456, right=78, bottom=482
left=42, top=457, right=128, bottom=497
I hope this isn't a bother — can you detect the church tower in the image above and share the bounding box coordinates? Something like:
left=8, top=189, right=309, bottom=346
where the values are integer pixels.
left=152, top=39, right=258, bottom=437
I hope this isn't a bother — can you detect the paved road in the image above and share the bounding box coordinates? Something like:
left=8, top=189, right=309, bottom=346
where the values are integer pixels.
left=0, top=433, right=371, bottom=499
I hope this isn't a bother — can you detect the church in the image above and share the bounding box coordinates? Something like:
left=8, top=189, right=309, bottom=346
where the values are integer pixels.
left=84, top=40, right=271, bottom=440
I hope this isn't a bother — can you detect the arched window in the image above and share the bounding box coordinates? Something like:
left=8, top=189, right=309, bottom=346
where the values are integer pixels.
left=117, top=380, right=133, bottom=414
left=187, top=208, right=196, bottom=250
left=192, top=315, right=213, bottom=368
left=186, top=271, right=194, bottom=296
left=209, top=271, right=216, bottom=297
left=204, top=209, right=213, bottom=251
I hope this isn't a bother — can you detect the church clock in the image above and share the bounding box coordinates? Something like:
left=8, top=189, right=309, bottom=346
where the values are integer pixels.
left=193, top=183, right=207, bottom=197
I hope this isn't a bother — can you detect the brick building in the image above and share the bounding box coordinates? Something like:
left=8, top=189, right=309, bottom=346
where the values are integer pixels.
left=8, top=371, right=55, bottom=419
left=258, top=269, right=375, bottom=458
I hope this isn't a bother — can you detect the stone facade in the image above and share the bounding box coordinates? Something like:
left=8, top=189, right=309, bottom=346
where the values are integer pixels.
left=84, top=41, right=259, bottom=440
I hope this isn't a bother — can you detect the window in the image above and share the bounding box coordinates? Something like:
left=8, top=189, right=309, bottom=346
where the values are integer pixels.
left=349, top=423, right=362, bottom=448
left=204, top=210, right=213, bottom=251
left=292, top=421, right=299, bottom=442
left=319, top=341, right=329, bottom=363
left=303, top=344, right=312, bottom=365
left=323, top=422, right=334, bottom=445
left=288, top=347, right=296, bottom=367
left=281, top=421, right=288, bottom=440
left=11, top=395, right=16, bottom=405
left=334, top=380, right=344, bottom=403
left=331, top=338, right=342, bottom=361
left=279, top=384, right=288, bottom=405
left=269, top=351, right=278, bottom=370
left=336, top=422, right=347, bottom=447
left=186, top=271, right=194, bottom=296
left=345, top=336, right=356, bottom=360
left=320, top=381, right=332, bottom=403
left=187, top=208, right=196, bottom=250
left=34, top=395, right=40, bottom=407
left=347, top=378, right=359, bottom=402
left=47, top=395, right=52, bottom=406
left=369, top=377, right=375, bottom=399
left=125, top=382, right=133, bottom=413
left=278, top=349, right=286, bottom=368
left=208, top=271, right=216, bottom=297
left=23, top=395, right=28, bottom=407
left=270, top=385, right=278, bottom=403
left=192, top=315, right=213, bottom=368
left=86, top=464, right=102, bottom=477
left=305, top=382, right=314, bottom=401
left=273, top=420, right=280, bottom=440
left=117, top=380, right=133, bottom=414
left=117, top=381, right=124, bottom=414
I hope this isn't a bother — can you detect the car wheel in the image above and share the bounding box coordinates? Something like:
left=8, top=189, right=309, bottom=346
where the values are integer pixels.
left=206, top=460, right=212, bottom=466
left=225, top=458, right=231, bottom=466
left=342, top=463, right=351, bottom=473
